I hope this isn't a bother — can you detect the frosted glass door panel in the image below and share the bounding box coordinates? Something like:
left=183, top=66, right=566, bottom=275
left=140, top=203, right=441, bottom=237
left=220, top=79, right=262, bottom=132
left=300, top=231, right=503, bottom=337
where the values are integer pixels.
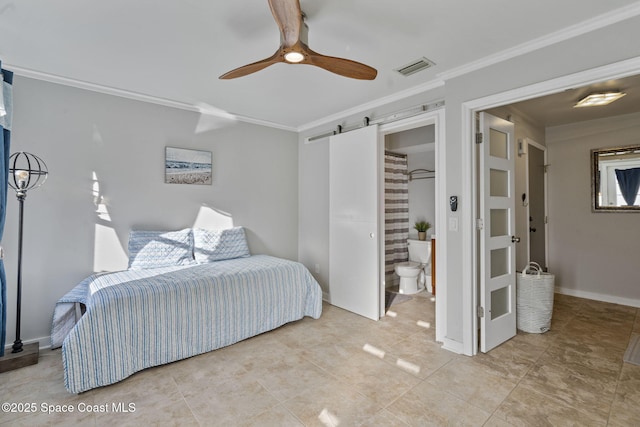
left=490, top=209, right=508, bottom=237
left=490, top=248, right=509, bottom=278
left=491, top=287, right=510, bottom=320
left=490, top=169, right=509, bottom=197
left=490, top=129, right=508, bottom=159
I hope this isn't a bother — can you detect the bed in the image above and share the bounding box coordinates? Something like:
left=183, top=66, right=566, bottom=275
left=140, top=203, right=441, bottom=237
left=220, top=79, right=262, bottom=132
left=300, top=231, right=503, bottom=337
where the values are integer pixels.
left=51, top=227, right=322, bottom=393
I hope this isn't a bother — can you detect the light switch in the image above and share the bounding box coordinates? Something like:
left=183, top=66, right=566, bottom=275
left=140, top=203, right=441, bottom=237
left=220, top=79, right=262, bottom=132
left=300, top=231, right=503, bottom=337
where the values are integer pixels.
left=449, top=217, right=458, bottom=231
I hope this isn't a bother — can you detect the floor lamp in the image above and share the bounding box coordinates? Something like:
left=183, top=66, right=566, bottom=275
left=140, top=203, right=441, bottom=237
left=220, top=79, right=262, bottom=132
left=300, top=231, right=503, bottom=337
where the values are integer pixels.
left=0, top=152, right=47, bottom=372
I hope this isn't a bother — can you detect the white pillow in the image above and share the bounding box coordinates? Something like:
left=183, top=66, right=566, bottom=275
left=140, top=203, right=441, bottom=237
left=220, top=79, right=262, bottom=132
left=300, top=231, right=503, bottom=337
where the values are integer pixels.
left=193, top=227, right=250, bottom=263
left=128, top=229, right=195, bottom=270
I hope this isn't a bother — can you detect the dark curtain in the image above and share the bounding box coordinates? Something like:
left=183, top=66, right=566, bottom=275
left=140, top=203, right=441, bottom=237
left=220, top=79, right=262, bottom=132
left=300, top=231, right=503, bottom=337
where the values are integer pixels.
left=615, top=167, right=640, bottom=206
left=0, top=62, right=12, bottom=356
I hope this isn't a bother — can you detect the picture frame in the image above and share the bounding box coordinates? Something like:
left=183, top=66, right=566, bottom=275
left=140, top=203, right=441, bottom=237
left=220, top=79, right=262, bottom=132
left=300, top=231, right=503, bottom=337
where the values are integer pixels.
left=591, top=144, right=640, bottom=212
left=165, top=147, right=212, bottom=185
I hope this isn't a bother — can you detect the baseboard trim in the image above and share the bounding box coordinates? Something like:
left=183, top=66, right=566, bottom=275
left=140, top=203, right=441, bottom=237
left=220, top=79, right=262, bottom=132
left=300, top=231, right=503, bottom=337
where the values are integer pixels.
left=440, top=337, right=464, bottom=355
left=555, top=287, right=640, bottom=308
left=3, top=336, right=51, bottom=353
left=322, top=291, right=330, bottom=303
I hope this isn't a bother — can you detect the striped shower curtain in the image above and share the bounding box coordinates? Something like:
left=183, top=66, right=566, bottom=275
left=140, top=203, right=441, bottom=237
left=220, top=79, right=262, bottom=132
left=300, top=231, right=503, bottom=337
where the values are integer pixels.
left=384, top=151, right=409, bottom=286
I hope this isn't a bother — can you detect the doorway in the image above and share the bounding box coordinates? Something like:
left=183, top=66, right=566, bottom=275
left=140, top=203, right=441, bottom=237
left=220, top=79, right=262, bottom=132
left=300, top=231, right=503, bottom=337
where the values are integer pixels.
left=327, top=108, right=445, bottom=332
left=383, top=127, right=436, bottom=293
left=526, top=140, right=548, bottom=270
left=378, top=108, right=446, bottom=342
left=464, top=58, right=640, bottom=355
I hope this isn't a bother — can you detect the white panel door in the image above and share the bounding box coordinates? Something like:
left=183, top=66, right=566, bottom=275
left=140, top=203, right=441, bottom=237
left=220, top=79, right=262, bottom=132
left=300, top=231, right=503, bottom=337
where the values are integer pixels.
left=479, top=113, right=517, bottom=352
left=329, top=125, right=380, bottom=321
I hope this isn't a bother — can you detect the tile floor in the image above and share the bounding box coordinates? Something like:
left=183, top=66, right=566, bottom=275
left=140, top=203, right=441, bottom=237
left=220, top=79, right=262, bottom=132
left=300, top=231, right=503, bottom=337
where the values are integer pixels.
left=1, top=292, right=639, bottom=426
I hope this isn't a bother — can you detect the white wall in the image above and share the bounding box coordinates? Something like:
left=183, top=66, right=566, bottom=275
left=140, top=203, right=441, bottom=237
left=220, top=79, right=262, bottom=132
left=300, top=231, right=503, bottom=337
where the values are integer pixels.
left=407, top=152, right=436, bottom=238
left=3, top=76, right=299, bottom=347
left=546, top=111, right=640, bottom=306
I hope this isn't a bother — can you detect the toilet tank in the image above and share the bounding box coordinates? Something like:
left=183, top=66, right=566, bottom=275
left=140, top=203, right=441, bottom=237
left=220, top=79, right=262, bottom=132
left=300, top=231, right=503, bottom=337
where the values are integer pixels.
left=407, top=239, right=431, bottom=264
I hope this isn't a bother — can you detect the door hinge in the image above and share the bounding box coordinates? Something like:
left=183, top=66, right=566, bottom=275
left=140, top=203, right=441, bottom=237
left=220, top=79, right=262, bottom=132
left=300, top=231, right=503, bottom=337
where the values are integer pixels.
left=544, top=164, right=550, bottom=173
left=476, top=218, right=484, bottom=230
left=476, top=133, right=483, bottom=144
left=478, top=306, right=485, bottom=318
left=544, top=215, right=549, bottom=224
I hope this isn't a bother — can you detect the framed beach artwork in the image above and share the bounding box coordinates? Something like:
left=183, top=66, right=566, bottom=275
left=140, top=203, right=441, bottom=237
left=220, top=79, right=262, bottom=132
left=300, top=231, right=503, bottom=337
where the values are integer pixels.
left=165, top=147, right=212, bottom=185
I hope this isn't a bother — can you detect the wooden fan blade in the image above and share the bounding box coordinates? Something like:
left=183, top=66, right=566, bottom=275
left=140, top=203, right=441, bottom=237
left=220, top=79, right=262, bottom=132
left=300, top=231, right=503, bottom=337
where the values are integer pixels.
left=305, top=47, right=377, bottom=80
left=268, top=0, right=303, bottom=47
left=219, top=50, right=284, bottom=79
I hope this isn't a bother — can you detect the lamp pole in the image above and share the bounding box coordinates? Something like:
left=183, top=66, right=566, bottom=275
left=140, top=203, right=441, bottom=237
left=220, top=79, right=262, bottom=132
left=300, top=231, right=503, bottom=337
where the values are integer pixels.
left=11, top=185, right=27, bottom=353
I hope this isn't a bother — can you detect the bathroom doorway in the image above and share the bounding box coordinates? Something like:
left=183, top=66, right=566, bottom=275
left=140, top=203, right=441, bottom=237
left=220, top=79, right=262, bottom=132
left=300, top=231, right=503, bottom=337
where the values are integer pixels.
left=377, top=108, right=446, bottom=342
left=383, top=127, right=436, bottom=293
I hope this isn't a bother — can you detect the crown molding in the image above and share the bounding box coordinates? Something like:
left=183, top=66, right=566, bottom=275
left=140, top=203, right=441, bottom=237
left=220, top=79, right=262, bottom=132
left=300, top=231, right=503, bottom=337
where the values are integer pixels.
left=7, top=64, right=297, bottom=132
left=227, top=112, right=297, bottom=132
left=437, top=2, right=640, bottom=81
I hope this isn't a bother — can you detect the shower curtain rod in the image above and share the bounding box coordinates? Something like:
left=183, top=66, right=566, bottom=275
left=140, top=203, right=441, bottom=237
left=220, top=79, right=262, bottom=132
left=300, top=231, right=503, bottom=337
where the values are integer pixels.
left=305, top=100, right=444, bottom=143
left=385, top=151, right=407, bottom=158
left=408, top=168, right=435, bottom=181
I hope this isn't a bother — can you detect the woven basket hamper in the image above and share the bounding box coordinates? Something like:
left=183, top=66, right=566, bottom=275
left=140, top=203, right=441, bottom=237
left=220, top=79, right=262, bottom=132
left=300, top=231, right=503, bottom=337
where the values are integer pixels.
left=516, top=262, right=555, bottom=333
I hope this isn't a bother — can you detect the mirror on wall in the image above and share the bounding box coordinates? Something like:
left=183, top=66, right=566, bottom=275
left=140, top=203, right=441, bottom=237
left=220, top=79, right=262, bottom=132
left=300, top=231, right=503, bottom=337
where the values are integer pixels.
left=592, top=144, right=640, bottom=212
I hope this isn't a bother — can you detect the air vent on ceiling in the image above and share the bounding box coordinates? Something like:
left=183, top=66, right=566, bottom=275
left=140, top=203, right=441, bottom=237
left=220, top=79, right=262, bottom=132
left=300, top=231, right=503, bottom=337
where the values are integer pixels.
left=395, top=57, right=436, bottom=77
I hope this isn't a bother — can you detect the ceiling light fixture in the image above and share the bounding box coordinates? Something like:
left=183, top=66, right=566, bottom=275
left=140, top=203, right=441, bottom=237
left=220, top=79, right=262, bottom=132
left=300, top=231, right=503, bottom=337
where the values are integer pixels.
left=284, top=51, right=305, bottom=63
left=574, top=91, right=626, bottom=108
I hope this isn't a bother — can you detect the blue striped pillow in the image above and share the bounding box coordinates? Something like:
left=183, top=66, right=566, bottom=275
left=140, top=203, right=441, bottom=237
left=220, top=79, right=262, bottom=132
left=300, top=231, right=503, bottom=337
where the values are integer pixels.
left=128, top=229, right=195, bottom=270
left=193, top=227, right=250, bottom=263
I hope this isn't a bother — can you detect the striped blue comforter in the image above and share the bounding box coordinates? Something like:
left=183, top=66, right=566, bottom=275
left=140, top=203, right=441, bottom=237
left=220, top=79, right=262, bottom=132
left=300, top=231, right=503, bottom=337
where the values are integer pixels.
left=53, top=255, right=322, bottom=393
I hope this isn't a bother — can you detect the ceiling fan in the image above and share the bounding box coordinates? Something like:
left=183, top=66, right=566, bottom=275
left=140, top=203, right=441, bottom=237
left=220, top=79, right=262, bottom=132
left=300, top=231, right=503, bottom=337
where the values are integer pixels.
left=219, top=0, right=377, bottom=80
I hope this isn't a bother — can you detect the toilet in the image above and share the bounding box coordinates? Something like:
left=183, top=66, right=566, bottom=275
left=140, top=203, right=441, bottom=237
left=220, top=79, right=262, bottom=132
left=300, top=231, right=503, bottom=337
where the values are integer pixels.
left=394, top=239, right=432, bottom=294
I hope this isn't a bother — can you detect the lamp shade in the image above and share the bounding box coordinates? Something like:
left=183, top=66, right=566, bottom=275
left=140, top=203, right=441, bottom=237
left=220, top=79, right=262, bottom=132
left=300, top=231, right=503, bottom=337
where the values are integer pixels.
left=7, top=152, right=48, bottom=193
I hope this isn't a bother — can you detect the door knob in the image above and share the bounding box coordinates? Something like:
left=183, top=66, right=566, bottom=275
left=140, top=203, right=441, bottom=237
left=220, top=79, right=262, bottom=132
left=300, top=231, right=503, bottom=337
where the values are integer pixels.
left=511, top=236, right=521, bottom=243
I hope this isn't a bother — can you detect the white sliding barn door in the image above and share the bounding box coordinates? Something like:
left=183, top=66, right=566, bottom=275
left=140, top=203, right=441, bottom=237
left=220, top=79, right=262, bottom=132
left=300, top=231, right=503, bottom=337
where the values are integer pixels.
left=479, top=112, right=517, bottom=352
left=329, top=125, right=380, bottom=321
